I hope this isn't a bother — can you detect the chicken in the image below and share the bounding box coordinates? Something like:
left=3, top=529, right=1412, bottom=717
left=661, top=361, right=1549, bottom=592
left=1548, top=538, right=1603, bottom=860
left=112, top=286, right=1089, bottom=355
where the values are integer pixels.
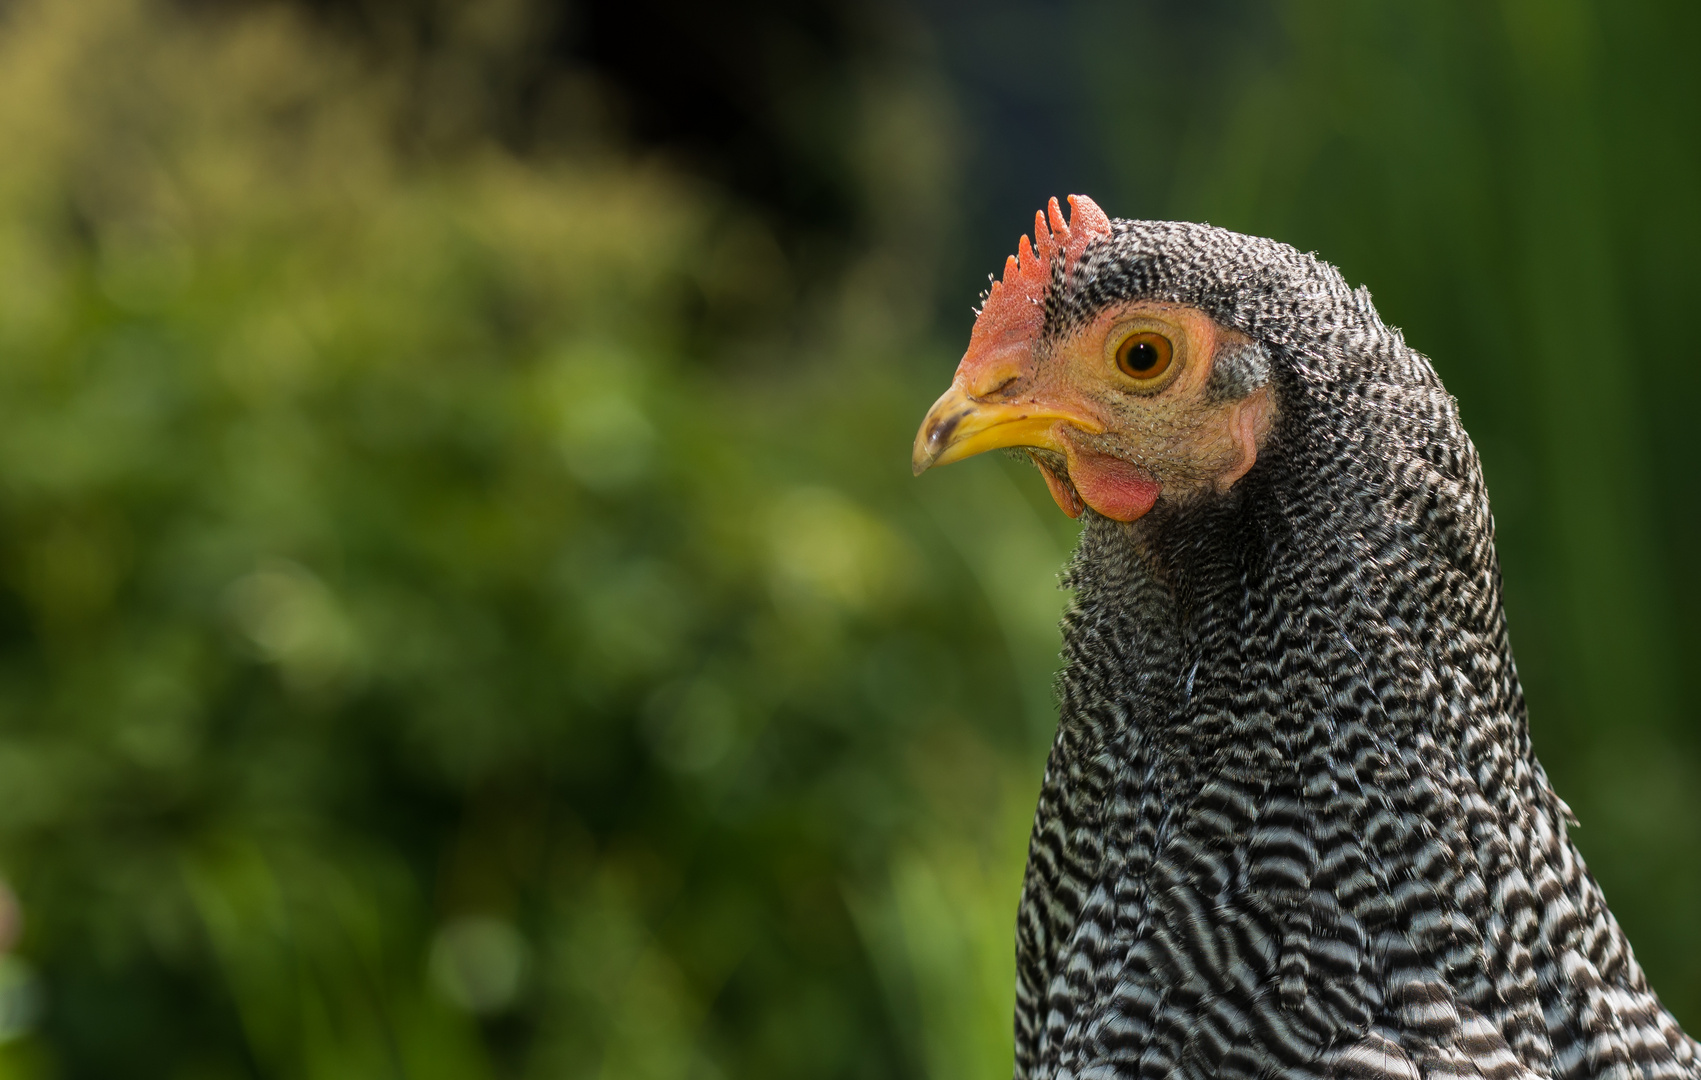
left=912, top=196, right=1697, bottom=1080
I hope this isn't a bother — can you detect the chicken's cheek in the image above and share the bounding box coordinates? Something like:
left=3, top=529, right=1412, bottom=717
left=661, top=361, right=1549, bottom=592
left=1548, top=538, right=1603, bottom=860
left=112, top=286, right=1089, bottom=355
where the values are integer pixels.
left=1067, top=448, right=1160, bottom=522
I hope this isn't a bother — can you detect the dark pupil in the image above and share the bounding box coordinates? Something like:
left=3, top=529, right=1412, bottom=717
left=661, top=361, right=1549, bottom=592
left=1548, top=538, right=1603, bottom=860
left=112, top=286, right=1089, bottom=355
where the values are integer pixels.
left=1126, top=342, right=1159, bottom=372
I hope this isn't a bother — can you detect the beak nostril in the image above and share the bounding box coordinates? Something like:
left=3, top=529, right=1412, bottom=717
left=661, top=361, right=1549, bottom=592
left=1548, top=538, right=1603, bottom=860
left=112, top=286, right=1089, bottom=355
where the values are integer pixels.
left=983, top=376, right=1020, bottom=398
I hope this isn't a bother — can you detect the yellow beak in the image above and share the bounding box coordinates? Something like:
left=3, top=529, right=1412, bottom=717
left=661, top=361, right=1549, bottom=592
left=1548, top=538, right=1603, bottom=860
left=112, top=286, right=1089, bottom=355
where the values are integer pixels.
left=911, top=381, right=1102, bottom=475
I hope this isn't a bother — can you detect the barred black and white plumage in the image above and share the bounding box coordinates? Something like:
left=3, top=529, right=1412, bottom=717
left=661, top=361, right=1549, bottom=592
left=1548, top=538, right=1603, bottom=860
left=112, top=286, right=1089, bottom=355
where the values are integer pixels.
left=912, top=200, right=1697, bottom=1080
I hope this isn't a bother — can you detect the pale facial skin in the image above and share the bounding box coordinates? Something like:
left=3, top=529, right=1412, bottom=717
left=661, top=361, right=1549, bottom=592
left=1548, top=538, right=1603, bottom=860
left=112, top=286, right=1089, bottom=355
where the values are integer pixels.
left=912, top=301, right=1276, bottom=522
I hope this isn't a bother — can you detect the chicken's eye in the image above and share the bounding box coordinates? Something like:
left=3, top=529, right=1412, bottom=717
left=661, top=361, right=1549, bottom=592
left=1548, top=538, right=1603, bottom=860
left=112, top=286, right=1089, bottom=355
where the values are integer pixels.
left=1114, top=331, right=1174, bottom=382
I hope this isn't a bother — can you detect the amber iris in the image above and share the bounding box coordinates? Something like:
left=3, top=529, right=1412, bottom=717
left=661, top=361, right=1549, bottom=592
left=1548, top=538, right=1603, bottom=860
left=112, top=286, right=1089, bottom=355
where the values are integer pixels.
left=1114, top=331, right=1174, bottom=381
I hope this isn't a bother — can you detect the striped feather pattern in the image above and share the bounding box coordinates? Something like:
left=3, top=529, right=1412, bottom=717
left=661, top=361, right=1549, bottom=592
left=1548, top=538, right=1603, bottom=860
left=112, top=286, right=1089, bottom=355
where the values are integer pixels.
left=1006, top=220, right=1698, bottom=1080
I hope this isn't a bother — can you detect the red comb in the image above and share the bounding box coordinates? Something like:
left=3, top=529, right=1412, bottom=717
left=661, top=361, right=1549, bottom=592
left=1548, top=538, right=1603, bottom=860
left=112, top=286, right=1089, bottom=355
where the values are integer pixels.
left=969, top=194, right=1112, bottom=355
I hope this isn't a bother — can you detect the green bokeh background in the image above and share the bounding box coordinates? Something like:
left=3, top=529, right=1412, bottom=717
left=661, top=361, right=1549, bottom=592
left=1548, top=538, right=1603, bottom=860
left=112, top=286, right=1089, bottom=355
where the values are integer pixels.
left=0, top=0, right=1696, bottom=1076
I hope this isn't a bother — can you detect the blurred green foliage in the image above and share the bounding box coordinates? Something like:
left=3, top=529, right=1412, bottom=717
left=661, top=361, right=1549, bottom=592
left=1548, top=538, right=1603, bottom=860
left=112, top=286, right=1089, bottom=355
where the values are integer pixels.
left=0, top=0, right=1697, bottom=1077
left=0, top=1, right=1070, bottom=1075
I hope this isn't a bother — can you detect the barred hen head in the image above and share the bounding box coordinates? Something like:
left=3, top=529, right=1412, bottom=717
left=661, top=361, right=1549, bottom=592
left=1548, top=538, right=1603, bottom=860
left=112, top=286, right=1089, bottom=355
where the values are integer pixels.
left=915, top=195, right=1296, bottom=524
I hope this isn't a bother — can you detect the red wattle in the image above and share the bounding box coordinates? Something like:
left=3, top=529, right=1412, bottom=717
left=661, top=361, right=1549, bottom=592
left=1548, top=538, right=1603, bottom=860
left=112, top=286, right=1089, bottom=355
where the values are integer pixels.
left=1068, top=450, right=1160, bottom=522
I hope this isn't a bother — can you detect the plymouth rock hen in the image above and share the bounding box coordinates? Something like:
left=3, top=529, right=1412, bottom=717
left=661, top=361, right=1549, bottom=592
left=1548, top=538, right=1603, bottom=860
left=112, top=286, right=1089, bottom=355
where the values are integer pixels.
left=912, top=196, right=1696, bottom=1080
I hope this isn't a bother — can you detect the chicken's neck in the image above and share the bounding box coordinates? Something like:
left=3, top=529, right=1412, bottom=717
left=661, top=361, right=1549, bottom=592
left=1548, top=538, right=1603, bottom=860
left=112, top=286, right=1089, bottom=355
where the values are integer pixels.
left=1056, top=414, right=1534, bottom=802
